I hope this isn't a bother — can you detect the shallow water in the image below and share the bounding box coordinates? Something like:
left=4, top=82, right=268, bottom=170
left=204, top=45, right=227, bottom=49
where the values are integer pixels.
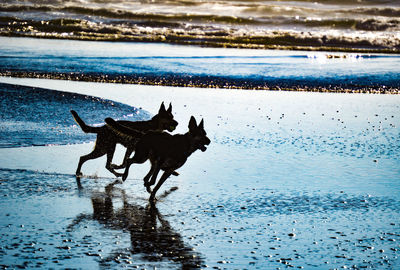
left=0, top=152, right=399, bottom=269
left=0, top=82, right=148, bottom=148
left=0, top=168, right=204, bottom=269
left=1, top=37, right=400, bottom=93
left=0, top=78, right=399, bottom=269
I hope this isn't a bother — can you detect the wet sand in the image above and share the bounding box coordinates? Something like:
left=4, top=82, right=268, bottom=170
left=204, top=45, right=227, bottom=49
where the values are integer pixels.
left=0, top=77, right=400, bottom=269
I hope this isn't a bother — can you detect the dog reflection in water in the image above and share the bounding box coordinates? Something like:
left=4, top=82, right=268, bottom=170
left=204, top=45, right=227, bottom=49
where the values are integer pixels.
left=71, top=181, right=203, bottom=269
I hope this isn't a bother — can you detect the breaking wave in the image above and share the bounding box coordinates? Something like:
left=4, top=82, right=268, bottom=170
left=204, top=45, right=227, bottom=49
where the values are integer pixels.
left=1, top=1, right=400, bottom=53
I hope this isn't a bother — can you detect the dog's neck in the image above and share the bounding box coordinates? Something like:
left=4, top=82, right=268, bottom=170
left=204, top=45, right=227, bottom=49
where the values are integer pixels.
left=182, top=132, right=199, bottom=156
left=148, top=116, right=164, bottom=131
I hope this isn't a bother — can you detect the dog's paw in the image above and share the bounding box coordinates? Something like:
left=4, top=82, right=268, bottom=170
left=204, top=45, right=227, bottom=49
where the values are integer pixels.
left=172, top=171, right=179, bottom=176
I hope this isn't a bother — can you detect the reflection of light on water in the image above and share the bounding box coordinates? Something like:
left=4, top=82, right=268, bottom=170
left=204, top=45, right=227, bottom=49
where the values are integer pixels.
left=307, top=53, right=367, bottom=63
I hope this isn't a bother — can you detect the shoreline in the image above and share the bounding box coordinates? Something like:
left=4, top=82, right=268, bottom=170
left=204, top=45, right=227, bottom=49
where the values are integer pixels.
left=1, top=73, right=398, bottom=94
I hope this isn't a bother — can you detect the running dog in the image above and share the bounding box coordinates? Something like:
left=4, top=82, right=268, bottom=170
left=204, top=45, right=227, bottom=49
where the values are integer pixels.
left=105, top=116, right=210, bottom=202
left=71, top=102, right=178, bottom=177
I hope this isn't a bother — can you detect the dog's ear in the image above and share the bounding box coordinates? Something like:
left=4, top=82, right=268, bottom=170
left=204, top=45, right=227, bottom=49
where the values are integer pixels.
left=167, top=103, right=172, bottom=113
left=189, top=116, right=197, bottom=131
left=105, top=117, right=115, bottom=125
left=159, top=102, right=166, bottom=113
left=199, top=119, right=204, bottom=129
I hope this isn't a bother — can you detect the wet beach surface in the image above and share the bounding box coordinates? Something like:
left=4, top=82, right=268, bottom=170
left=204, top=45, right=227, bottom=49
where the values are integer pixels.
left=0, top=165, right=399, bottom=269
left=0, top=79, right=399, bottom=269
left=0, top=168, right=203, bottom=269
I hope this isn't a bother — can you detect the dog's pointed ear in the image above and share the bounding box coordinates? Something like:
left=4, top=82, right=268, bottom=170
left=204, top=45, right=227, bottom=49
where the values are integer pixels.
left=199, top=119, right=204, bottom=129
left=167, top=102, right=172, bottom=113
left=159, top=102, right=166, bottom=113
left=189, top=116, right=197, bottom=130
left=105, top=117, right=115, bottom=125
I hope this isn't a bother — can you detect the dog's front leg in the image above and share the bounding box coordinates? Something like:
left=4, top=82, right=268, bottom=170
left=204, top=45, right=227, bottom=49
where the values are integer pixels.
left=149, top=170, right=173, bottom=202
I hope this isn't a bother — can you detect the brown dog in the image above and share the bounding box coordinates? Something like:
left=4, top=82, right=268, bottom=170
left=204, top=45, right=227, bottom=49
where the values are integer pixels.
left=71, top=102, right=178, bottom=177
left=105, top=116, right=210, bottom=202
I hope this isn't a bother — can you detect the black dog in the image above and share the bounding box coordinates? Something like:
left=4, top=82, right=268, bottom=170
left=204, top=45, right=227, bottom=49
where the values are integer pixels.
left=71, top=102, right=178, bottom=177
left=105, top=116, right=210, bottom=202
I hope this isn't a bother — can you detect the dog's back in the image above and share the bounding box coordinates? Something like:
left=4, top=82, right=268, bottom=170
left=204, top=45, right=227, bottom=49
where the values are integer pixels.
left=137, top=132, right=187, bottom=159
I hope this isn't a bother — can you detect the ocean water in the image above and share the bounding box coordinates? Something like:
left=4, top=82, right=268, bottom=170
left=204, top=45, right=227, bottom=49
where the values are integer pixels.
left=1, top=37, right=400, bottom=93
left=0, top=0, right=399, bottom=53
left=0, top=82, right=148, bottom=148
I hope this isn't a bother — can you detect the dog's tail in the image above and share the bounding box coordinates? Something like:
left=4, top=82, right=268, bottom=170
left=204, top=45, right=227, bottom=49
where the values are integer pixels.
left=70, top=110, right=101, bottom=133
left=105, top=117, right=144, bottom=140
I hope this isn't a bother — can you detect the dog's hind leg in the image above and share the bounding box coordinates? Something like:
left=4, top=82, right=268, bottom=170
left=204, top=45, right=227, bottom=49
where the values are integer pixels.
left=148, top=165, right=161, bottom=186
left=75, top=146, right=106, bottom=176
left=144, top=161, right=161, bottom=193
left=105, top=144, right=123, bottom=177
left=111, top=146, right=134, bottom=170
left=149, top=170, right=173, bottom=202
left=122, top=151, right=148, bottom=181
left=143, top=161, right=158, bottom=184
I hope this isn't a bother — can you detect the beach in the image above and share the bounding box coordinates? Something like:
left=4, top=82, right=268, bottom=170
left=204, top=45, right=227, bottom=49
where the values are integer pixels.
left=0, top=76, right=399, bottom=269
left=1, top=0, right=400, bottom=266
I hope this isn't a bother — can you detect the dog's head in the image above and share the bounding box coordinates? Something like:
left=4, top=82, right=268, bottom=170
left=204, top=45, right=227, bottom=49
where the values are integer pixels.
left=152, top=102, right=178, bottom=132
left=188, top=116, right=211, bottom=152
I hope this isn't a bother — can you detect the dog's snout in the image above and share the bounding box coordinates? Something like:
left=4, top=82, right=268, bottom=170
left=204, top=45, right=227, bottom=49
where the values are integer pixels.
left=205, top=137, right=211, bottom=145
